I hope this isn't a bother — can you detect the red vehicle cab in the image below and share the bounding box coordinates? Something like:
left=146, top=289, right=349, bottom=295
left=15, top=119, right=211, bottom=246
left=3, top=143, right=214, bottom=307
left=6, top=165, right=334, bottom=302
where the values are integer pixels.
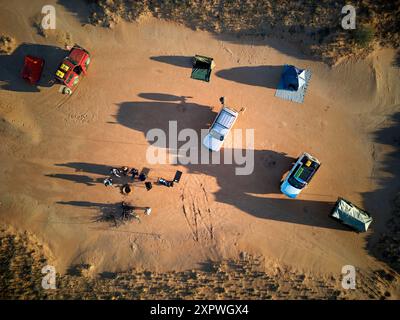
left=55, top=45, right=90, bottom=94
left=21, top=55, right=45, bottom=85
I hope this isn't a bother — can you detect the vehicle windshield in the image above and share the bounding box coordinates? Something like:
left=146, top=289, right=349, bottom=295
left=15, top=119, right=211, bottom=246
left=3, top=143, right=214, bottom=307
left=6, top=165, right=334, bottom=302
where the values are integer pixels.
left=288, top=175, right=306, bottom=189
left=209, top=129, right=224, bottom=141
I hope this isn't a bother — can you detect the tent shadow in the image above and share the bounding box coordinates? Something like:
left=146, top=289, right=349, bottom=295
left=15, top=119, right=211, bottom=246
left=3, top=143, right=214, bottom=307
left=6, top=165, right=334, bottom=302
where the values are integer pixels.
left=215, top=65, right=283, bottom=88
left=0, top=43, right=67, bottom=92
left=150, top=55, right=193, bottom=68
left=138, top=93, right=192, bottom=102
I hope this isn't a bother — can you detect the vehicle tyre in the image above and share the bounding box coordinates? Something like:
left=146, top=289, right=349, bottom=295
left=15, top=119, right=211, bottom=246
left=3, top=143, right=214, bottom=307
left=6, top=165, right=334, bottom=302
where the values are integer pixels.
left=85, top=57, right=91, bottom=70
left=63, top=87, right=72, bottom=95
left=211, top=60, right=216, bottom=70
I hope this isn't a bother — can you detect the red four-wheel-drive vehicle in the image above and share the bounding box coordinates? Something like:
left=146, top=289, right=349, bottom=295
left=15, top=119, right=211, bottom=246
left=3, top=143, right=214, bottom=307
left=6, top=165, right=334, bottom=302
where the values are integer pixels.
left=55, top=45, right=91, bottom=94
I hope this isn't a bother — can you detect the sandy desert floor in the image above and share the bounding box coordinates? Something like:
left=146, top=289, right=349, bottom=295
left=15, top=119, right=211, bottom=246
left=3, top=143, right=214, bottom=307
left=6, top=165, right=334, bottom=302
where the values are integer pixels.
left=0, top=0, right=399, bottom=298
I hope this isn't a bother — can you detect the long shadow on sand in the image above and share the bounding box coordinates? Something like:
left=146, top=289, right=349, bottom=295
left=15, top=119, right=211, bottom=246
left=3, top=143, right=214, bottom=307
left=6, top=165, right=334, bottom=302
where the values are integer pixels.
left=0, top=43, right=67, bottom=92
left=216, top=65, right=283, bottom=88
left=363, top=112, right=400, bottom=272
left=185, top=150, right=345, bottom=230
left=47, top=162, right=150, bottom=188
left=115, top=95, right=217, bottom=147
left=112, top=93, right=348, bottom=230
left=150, top=56, right=283, bottom=89
left=138, top=92, right=193, bottom=102
left=57, top=200, right=118, bottom=221
left=45, top=173, right=101, bottom=186
left=54, top=162, right=112, bottom=175
left=150, top=56, right=193, bottom=68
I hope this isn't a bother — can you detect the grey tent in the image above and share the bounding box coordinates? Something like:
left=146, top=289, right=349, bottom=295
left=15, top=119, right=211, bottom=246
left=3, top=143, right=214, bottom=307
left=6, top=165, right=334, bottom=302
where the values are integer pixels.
left=282, top=65, right=306, bottom=91
left=330, top=198, right=373, bottom=232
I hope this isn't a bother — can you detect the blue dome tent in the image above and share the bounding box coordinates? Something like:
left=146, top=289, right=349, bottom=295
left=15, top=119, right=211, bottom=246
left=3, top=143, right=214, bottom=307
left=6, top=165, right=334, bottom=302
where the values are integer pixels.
left=282, top=65, right=306, bottom=91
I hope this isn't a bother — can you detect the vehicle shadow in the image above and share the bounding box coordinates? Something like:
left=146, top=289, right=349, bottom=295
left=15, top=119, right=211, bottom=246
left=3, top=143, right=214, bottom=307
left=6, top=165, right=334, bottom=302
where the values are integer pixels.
left=215, top=65, right=283, bottom=88
left=0, top=43, right=67, bottom=92
left=185, top=149, right=346, bottom=231
left=113, top=94, right=348, bottom=230
left=115, top=95, right=217, bottom=149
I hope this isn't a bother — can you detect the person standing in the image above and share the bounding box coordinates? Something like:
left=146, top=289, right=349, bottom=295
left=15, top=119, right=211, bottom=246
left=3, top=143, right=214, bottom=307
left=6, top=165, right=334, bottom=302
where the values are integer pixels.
left=110, top=168, right=121, bottom=178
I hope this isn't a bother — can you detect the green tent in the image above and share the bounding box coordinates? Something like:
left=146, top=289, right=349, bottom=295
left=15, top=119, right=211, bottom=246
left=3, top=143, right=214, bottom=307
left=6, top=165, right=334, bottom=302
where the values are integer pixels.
left=330, top=197, right=373, bottom=232
left=191, top=55, right=214, bottom=82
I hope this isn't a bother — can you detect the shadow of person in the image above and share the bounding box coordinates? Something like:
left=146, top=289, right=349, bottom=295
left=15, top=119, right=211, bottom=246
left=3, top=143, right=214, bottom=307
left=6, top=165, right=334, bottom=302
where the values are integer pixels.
left=0, top=43, right=68, bottom=92
left=216, top=65, right=283, bottom=88
left=45, top=173, right=98, bottom=186
left=54, top=162, right=112, bottom=175
left=150, top=55, right=193, bottom=68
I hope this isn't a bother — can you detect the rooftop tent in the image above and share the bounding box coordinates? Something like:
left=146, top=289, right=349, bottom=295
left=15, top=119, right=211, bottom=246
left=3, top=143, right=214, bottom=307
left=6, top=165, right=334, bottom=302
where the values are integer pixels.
left=282, top=65, right=306, bottom=91
left=330, top=198, right=373, bottom=232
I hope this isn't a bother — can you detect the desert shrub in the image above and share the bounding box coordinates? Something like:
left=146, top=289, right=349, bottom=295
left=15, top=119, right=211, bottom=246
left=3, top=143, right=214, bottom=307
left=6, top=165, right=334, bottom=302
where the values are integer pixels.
left=353, top=25, right=375, bottom=47
left=0, top=35, right=16, bottom=54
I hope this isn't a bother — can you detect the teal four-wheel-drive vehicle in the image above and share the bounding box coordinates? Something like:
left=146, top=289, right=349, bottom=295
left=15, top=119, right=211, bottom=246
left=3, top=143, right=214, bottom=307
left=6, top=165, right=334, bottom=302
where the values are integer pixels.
left=280, top=152, right=321, bottom=199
